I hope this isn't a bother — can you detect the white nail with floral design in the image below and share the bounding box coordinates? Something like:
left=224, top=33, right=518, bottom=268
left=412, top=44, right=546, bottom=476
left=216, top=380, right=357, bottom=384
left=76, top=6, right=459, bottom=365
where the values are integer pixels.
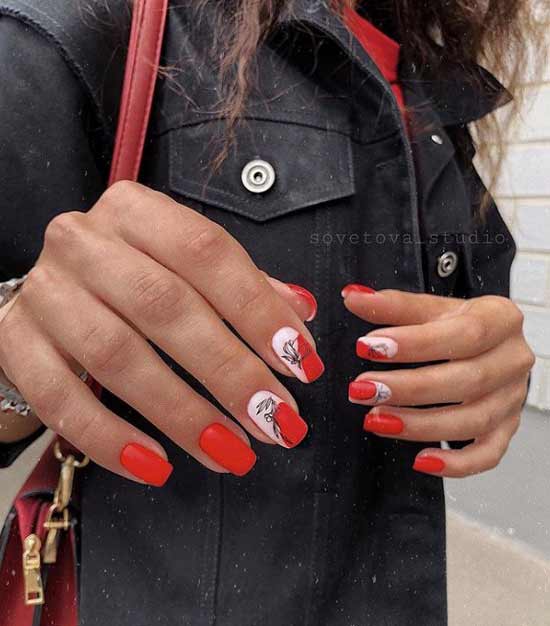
left=247, top=390, right=308, bottom=448
left=356, top=336, right=398, bottom=360
left=271, top=326, right=324, bottom=383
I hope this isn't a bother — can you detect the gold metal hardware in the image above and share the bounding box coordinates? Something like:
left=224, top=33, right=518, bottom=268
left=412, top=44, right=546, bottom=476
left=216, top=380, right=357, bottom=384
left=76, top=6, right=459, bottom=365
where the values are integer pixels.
left=22, top=442, right=90, bottom=605
left=23, top=534, right=44, bottom=606
left=42, top=507, right=70, bottom=564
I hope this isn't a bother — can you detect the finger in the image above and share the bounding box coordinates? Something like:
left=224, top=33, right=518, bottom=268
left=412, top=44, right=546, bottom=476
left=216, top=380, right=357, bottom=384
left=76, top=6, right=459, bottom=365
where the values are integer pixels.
left=411, top=414, right=520, bottom=478
left=361, top=379, right=526, bottom=442
left=265, top=274, right=317, bottom=322
left=350, top=335, right=531, bottom=406
left=24, top=258, right=308, bottom=451
left=88, top=183, right=323, bottom=381
left=21, top=265, right=281, bottom=460
left=355, top=302, right=522, bottom=363
left=342, top=285, right=461, bottom=325
left=0, top=306, right=175, bottom=486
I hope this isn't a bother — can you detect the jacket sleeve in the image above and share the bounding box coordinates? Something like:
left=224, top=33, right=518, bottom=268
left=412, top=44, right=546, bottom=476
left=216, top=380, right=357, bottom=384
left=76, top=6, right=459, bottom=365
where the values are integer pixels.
left=0, top=14, right=105, bottom=467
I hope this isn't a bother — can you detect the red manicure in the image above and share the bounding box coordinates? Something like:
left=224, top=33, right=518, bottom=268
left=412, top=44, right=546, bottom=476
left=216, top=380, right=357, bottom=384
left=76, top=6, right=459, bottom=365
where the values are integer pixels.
left=275, top=402, right=309, bottom=447
left=199, top=423, right=257, bottom=476
left=286, top=283, right=318, bottom=321
left=349, top=380, right=377, bottom=400
left=363, top=413, right=404, bottom=435
left=413, top=456, right=445, bottom=474
left=341, top=283, right=376, bottom=298
left=120, top=443, right=173, bottom=487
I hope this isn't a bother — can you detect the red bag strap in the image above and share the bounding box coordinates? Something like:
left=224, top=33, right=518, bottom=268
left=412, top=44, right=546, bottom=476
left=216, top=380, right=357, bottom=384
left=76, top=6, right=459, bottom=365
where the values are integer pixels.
left=108, top=0, right=169, bottom=186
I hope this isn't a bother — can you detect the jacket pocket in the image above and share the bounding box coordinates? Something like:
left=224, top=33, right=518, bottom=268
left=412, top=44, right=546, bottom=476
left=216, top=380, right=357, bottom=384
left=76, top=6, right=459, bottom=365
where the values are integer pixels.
left=167, top=117, right=355, bottom=222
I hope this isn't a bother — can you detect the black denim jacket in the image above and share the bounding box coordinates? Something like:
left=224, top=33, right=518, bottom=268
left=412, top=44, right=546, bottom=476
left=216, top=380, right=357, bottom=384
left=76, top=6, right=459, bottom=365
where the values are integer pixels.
left=0, top=1, right=516, bottom=624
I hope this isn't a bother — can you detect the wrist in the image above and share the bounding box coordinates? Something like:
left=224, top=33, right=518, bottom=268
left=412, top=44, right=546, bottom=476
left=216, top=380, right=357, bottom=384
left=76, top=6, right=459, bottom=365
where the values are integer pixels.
left=0, top=406, right=43, bottom=443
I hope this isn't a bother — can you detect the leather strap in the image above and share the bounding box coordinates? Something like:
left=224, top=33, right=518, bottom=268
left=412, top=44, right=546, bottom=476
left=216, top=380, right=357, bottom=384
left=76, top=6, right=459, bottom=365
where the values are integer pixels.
left=108, top=0, right=169, bottom=185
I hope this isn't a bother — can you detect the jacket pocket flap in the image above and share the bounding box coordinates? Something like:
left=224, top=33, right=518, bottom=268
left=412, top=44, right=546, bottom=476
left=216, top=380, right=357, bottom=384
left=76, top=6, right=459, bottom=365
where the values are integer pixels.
left=168, top=118, right=355, bottom=222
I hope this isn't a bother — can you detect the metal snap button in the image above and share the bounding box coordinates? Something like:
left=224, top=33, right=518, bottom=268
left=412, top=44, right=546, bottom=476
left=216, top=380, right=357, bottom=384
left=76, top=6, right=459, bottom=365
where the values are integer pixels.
left=241, top=159, right=276, bottom=194
left=437, top=251, right=458, bottom=277
left=431, top=134, right=444, bottom=145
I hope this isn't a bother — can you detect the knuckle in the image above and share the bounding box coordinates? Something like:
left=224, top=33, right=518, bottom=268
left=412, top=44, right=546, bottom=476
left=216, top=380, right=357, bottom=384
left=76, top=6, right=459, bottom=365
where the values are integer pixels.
left=129, top=270, right=186, bottom=327
left=75, top=411, right=103, bottom=452
left=204, top=344, right=248, bottom=386
left=232, top=279, right=265, bottom=316
left=521, top=345, right=536, bottom=372
left=463, top=314, right=486, bottom=346
left=508, top=302, right=525, bottom=330
left=18, top=265, right=54, bottom=303
left=93, top=180, right=145, bottom=224
left=185, top=224, right=228, bottom=266
left=44, top=211, right=87, bottom=248
left=81, top=324, right=136, bottom=376
left=101, top=180, right=141, bottom=206
left=29, top=377, right=72, bottom=426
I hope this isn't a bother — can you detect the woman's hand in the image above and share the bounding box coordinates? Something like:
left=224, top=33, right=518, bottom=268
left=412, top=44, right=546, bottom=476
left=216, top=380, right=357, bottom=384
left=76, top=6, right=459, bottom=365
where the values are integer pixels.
left=342, top=284, right=535, bottom=478
left=0, top=181, right=323, bottom=484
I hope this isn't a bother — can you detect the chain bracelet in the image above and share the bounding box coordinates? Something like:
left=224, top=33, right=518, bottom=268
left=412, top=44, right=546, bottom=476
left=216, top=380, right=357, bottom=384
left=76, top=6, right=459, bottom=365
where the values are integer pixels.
left=0, top=273, right=28, bottom=307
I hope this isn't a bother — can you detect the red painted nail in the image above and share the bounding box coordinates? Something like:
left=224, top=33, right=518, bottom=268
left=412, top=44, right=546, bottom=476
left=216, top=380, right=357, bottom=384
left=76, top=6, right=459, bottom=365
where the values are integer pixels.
left=120, top=443, right=173, bottom=487
left=199, top=423, right=257, bottom=476
left=286, top=283, right=318, bottom=321
left=349, top=380, right=377, bottom=400
left=275, top=402, right=309, bottom=447
left=413, top=456, right=445, bottom=474
left=363, top=413, right=404, bottom=435
left=341, top=283, right=376, bottom=298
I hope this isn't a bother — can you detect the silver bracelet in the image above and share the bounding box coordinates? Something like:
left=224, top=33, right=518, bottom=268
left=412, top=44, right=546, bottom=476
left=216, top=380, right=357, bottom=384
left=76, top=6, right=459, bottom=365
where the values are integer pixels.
left=0, top=273, right=28, bottom=307
left=0, top=371, right=90, bottom=418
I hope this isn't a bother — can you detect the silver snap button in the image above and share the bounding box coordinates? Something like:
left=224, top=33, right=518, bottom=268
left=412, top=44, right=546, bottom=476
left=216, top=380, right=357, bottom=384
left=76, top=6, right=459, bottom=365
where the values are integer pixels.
left=241, top=159, right=276, bottom=194
left=431, top=134, right=444, bottom=145
left=437, top=251, right=458, bottom=278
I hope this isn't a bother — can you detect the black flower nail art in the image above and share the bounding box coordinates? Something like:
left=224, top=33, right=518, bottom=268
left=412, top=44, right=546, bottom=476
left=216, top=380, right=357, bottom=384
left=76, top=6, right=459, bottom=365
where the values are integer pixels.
left=255, top=396, right=292, bottom=446
left=280, top=338, right=302, bottom=369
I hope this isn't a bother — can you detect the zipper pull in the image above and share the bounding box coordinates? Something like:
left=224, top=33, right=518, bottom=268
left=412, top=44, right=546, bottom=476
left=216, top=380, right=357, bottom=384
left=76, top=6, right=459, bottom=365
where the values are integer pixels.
left=22, top=534, right=45, bottom=606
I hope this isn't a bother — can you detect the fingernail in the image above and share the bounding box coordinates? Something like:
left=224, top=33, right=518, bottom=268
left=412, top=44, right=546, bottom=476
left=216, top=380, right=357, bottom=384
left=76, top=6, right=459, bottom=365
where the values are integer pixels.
left=199, top=423, right=257, bottom=476
left=120, top=443, right=173, bottom=487
left=272, top=326, right=324, bottom=383
left=341, top=283, right=376, bottom=298
left=356, top=336, right=397, bottom=360
left=286, top=283, right=318, bottom=321
left=248, top=391, right=308, bottom=448
left=413, top=455, right=446, bottom=474
left=349, top=380, right=392, bottom=404
left=363, top=413, right=404, bottom=435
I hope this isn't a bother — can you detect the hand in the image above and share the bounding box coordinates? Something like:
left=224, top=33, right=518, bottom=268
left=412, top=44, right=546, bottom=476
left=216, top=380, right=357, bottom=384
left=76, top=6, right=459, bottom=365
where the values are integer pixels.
left=342, top=284, right=535, bottom=478
left=0, top=181, right=323, bottom=484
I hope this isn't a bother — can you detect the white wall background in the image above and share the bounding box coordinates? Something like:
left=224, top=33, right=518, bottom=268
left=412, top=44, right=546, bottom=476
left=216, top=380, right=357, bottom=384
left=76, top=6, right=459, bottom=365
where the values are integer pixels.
left=486, top=26, right=550, bottom=411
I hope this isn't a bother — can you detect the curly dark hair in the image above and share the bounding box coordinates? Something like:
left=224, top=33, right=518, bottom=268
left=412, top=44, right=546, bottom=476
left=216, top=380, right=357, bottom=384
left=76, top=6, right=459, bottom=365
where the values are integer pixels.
left=87, top=0, right=549, bottom=213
